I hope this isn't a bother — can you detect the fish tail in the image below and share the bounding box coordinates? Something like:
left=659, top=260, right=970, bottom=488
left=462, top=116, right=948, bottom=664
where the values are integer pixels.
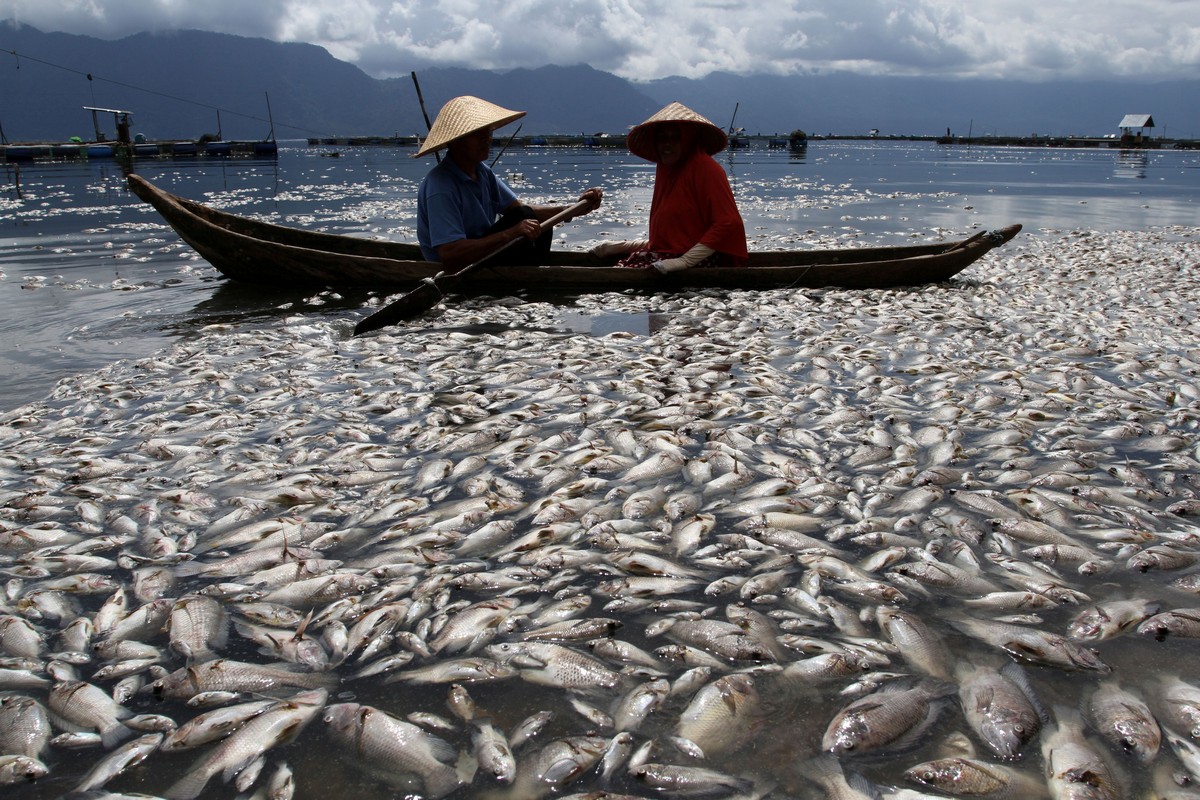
left=164, top=770, right=211, bottom=800
left=101, top=721, right=136, bottom=750
left=423, top=765, right=464, bottom=799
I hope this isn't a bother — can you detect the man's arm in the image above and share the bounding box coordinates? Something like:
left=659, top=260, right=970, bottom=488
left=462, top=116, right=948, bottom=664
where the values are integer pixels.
left=436, top=188, right=603, bottom=269
left=526, top=187, right=603, bottom=223
left=435, top=211, right=535, bottom=270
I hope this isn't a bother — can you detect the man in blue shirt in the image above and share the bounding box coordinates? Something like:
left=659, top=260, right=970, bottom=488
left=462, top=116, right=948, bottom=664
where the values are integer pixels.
left=416, top=96, right=602, bottom=269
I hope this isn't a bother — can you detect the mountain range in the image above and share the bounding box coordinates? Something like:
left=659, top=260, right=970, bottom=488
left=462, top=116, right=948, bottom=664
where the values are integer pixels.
left=2, top=23, right=1197, bottom=143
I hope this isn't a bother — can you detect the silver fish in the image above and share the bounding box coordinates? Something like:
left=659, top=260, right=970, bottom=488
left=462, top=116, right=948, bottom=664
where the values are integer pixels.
left=1042, top=705, right=1122, bottom=800
left=386, top=656, right=518, bottom=685
left=1138, top=608, right=1200, bottom=640
left=822, top=679, right=953, bottom=756
left=0, top=695, right=51, bottom=758
left=956, top=661, right=1045, bottom=760
left=631, top=762, right=755, bottom=796
left=0, top=754, right=49, bottom=785
left=675, top=673, right=763, bottom=758
left=168, top=594, right=229, bottom=663
left=509, top=735, right=608, bottom=798
left=1156, top=676, right=1200, bottom=739
left=612, top=677, right=670, bottom=732
left=487, top=641, right=622, bottom=691
left=160, top=699, right=277, bottom=751
left=72, top=732, right=163, bottom=793
left=904, top=755, right=1046, bottom=798
left=950, top=616, right=1110, bottom=672
left=166, top=689, right=327, bottom=800
left=471, top=716, right=517, bottom=783
left=48, top=680, right=134, bottom=749
left=876, top=606, right=952, bottom=679
left=323, top=702, right=462, bottom=798
left=1087, top=679, right=1161, bottom=763
left=1066, top=598, right=1160, bottom=641
left=151, top=659, right=337, bottom=700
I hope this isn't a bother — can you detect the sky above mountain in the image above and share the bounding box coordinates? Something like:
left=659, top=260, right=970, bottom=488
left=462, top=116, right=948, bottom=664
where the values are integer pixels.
left=5, top=1, right=1198, bottom=83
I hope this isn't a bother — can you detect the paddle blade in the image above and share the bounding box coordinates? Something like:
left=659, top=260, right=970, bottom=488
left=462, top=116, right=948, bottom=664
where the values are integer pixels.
left=353, top=279, right=444, bottom=335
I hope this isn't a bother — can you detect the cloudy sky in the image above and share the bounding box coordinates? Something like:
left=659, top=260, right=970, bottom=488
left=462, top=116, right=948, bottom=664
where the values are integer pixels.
left=5, top=0, right=1198, bottom=82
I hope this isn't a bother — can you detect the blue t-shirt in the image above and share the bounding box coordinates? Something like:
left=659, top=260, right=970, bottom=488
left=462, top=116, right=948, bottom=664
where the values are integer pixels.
left=417, top=158, right=518, bottom=262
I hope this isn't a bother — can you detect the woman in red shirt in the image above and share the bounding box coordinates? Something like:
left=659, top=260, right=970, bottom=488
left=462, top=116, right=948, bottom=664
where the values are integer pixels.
left=596, top=102, right=748, bottom=273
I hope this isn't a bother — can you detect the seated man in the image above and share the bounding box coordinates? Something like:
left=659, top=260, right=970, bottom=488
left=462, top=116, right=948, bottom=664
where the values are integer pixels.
left=415, top=95, right=602, bottom=269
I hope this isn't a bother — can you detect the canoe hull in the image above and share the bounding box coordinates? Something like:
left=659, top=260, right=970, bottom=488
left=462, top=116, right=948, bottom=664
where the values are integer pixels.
left=127, top=174, right=1020, bottom=291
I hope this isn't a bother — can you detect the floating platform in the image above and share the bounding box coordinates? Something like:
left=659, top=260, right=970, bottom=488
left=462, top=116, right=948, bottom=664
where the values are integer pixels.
left=1, top=139, right=278, bottom=162
left=306, top=134, right=630, bottom=150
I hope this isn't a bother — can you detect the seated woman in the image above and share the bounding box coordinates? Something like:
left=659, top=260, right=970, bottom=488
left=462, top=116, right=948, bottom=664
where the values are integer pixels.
left=594, top=102, right=747, bottom=273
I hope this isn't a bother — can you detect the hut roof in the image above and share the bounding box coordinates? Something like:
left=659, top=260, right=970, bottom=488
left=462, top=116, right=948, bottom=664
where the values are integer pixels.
left=1118, top=114, right=1155, bottom=129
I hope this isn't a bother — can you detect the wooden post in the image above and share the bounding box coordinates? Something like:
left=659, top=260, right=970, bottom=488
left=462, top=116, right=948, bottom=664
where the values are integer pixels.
left=411, top=72, right=439, bottom=163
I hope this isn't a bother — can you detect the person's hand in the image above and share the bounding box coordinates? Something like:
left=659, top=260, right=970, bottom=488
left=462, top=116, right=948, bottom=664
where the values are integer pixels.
left=653, top=257, right=689, bottom=274
left=578, top=187, right=603, bottom=213
left=653, top=243, right=716, bottom=274
left=510, top=218, right=540, bottom=241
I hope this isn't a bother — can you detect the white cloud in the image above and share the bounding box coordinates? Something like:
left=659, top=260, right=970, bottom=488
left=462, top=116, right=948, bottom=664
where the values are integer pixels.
left=4, top=0, right=1198, bottom=81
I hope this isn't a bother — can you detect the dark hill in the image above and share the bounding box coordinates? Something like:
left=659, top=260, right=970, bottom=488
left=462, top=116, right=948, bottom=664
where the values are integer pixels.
left=2, top=23, right=1197, bottom=142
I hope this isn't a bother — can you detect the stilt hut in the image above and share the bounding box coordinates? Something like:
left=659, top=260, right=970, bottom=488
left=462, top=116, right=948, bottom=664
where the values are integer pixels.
left=1118, top=114, right=1155, bottom=147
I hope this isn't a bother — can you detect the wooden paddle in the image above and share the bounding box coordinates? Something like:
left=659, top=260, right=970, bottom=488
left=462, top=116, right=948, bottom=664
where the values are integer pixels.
left=353, top=198, right=591, bottom=335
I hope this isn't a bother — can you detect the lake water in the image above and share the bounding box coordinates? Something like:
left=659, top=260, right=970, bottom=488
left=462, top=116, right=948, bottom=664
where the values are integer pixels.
left=3, top=141, right=1200, bottom=800
left=2, top=140, right=1198, bottom=412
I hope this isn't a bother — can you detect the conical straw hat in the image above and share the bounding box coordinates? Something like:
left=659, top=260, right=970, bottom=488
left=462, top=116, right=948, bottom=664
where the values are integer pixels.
left=413, top=96, right=526, bottom=158
left=627, top=101, right=728, bottom=162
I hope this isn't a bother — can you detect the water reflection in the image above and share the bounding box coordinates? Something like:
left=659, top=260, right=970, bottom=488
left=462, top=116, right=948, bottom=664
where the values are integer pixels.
left=558, top=309, right=671, bottom=336
left=1115, top=150, right=1150, bottom=179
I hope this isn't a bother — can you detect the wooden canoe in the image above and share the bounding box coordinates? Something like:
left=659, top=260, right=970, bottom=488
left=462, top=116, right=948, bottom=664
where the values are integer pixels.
left=127, top=174, right=1021, bottom=290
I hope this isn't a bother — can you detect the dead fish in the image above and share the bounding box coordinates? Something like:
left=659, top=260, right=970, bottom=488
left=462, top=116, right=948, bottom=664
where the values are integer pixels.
left=166, top=689, right=327, bottom=800
left=509, top=710, right=555, bottom=750
left=876, top=606, right=952, bottom=680
left=508, top=735, right=608, bottom=798
left=1042, top=705, right=1122, bottom=800
left=168, top=594, right=228, bottom=663
left=950, top=616, right=1110, bottom=673
left=904, top=755, right=1048, bottom=797
left=1138, top=609, right=1200, bottom=640
left=631, top=762, right=755, bottom=796
left=151, top=659, right=337, bottom=700
left=386, top=656, right=518, bottom=685
left=823, top=679, right=954, bottom=757
left=48, top=680, right=134, bottom=749
left=612, top=677, right=671, bottom=733
left=1087, top=679, right=1161, bottom=763
left=0, top=615, right=44, bottom=658
left=0, top=695, right=51, bottom=759
left=470, top=716, right=517, bottom=784
left=0, top=754, right=49, bottom=785
left=653, top=618, right=777, bottom=662
left=675, top=673, right=763, bottom=758
left=72, top=732, right=163, bottom=793
left=160, top=699, right=277, bottom=751
left=1154, top=676, right=1200, bottom=740
left=956, top=660, right=1045, bottom=760
left=1127, top=544, right=1200, bottom=572
left=485, top=641, right=622, bottom=691
left=1067, top=598, right=1161, bottom=641
left=428, top=597, right=520, bottom=654
left=523, top=617, right=623, bottom=642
